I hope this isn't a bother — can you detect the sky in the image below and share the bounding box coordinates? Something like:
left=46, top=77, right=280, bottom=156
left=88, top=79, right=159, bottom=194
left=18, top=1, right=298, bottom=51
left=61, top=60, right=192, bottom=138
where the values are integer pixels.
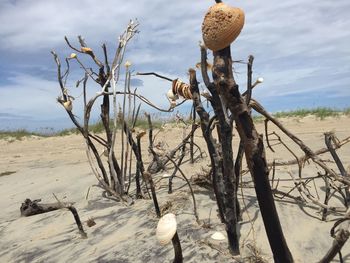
left=0, top=0, right=350, bottom=132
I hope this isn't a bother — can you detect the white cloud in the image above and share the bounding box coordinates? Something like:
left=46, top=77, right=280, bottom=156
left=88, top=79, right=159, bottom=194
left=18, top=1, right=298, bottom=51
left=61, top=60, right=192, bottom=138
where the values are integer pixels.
left=0, top=0, right=350, bottom=130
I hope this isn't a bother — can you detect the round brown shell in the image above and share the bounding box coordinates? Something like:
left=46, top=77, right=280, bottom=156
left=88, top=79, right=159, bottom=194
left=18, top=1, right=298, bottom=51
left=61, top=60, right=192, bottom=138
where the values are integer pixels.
left=202, top=3, right=245, bottom=51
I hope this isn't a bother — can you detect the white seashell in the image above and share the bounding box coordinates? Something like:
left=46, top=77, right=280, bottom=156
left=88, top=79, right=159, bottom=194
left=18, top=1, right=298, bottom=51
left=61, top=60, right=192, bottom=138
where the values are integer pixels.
left=125, top=61, right=132, bottom=68
left=70, top=53, right=77, bottom=59
left=257, top=77, right=264, bottom=83
left=167, top=89, right=178, bottom=101
left=162, top=173, right=171, bottom=178
left=210, top=231, right=226, bottom=241
left=63, top=100, right=72, bottom=111
left=156, top=213, right=177, bottom=245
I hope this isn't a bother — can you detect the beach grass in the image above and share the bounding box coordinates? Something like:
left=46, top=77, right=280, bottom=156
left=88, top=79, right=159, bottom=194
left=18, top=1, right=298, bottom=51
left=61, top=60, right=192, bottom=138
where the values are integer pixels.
left=0, top=129, right=43, bottom=140
left=273, top=107, right=340, bottom=120
left=1, top=107, right=349, bottom=139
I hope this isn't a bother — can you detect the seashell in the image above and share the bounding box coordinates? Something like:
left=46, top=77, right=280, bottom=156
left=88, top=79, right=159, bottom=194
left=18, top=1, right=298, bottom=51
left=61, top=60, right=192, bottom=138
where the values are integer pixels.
left=156, top=213, right=177, bottom=245
left=167, top=89, right=178, bottom=101
left=125, top=61, right=132, bottom=68
left=210, top=231, right=226, bottom=241
left=81, top=47, right=93, bottom=53
left=257, top=77, right=264, bottom=83
left=63, top=100, right=72, bottom=111
left=202, top=2, right=245, bottom=51
left=172, top=79, right=192, bottom=100
left=70, top=53, right=77, bottom=59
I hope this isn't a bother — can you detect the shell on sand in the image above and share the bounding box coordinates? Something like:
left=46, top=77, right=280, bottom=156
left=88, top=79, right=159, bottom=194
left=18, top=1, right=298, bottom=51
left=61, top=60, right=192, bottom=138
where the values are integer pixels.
left=202, top=2, right=245, bottom=51
left=210, top=231, right=226, bottom=241
left=156, top=213, right=177, bottom=245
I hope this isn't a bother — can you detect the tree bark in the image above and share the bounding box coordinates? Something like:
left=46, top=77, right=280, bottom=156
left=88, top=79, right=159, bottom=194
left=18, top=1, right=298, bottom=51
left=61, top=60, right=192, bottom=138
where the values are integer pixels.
left=212, top=46, right=293, bottom=262
left=190, top=69, right=239, bottom=255
left=172, top=232, right=183, bottom=263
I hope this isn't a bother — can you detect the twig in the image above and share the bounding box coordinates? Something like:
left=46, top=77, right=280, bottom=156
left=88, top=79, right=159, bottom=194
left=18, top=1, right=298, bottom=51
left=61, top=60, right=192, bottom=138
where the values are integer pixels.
left=318, top=209, right=350, bottom=263
left=136, top=72, right=173, bottom=82
left=251, top=99, right=350, bottom=186
left=165, top=155, right=199, bottom=223
left=52, top=193, right=87, bottom=238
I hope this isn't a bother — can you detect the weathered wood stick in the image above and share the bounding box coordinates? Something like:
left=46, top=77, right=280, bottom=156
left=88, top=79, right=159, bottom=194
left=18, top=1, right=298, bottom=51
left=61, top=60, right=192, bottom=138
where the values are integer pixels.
left=20, top=199, right=87, bottom=238
left=319, top=209, right=350, bottom=263
left=20, top=199, right=71, bottom=216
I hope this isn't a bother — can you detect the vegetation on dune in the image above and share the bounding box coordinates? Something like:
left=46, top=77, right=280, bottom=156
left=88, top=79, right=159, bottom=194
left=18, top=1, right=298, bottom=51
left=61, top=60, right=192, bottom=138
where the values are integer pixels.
left=0, top=129, right=44, bottom=140
left=273, top=107, right=341, bottom=120
left=1, top=108, right=349, bottom=140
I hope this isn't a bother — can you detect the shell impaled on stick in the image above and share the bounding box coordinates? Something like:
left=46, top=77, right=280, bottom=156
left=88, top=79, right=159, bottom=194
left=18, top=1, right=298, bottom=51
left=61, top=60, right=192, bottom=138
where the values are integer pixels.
left=63, top=100, right=72, bottom=111
left=167, top=89, right=179, bottom=101
left=156, top=213, right=177, bottom=245
left=202, top=2, right=245, bottom=51
left=172, top=79, right=192, bottom=100
left=81, top=47, right=93, bottom=53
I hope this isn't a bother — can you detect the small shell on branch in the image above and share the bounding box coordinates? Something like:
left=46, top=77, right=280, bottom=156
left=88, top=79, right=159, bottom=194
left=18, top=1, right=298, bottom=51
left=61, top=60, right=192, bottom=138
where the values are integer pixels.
left=70, top=53, right=77, bottom=59
left=167, top=89, right=179, bottom=101
left=156, top=213, right=177, bottom=245
left=210, top=231, right=226, bottom=241
left=257, top=77, right=264, bottom=83
left=81, top=47, right=93, bottom=53
left=202, top=2, right=245, bottom=51
left=63, top=100, right=72, bottom=111
left=125, top=61, right=132, bottom=68
left=172, top=79, right=192, bottom=100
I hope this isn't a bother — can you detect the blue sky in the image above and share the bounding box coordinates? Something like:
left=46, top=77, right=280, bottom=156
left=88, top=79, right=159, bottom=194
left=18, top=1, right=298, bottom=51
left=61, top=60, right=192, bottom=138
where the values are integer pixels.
left=0, top=0, right=350, bottom=131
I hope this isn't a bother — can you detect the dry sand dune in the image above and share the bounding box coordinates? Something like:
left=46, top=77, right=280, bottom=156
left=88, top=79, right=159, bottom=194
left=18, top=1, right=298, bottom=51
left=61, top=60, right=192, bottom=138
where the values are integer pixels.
left=0, top=116, right=350, bottom=262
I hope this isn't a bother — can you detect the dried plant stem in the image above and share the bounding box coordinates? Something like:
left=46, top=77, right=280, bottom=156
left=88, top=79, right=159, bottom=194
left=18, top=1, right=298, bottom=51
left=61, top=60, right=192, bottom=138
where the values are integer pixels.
left=165, top=155, right=199, bottom=223
left=251, top=99, right=350, bottom=187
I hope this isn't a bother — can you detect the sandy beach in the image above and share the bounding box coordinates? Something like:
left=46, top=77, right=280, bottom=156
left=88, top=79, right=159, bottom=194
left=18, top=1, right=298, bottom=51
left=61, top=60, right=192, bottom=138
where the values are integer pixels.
left=1, top=115, right=350, bottom=262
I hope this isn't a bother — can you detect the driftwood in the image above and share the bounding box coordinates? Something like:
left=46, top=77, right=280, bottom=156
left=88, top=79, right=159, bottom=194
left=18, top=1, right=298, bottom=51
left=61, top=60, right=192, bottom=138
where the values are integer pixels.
left=147, top=124, right=199, bottom=174
left=20, top=199, right=87, bottom=237
left=172, top=232, right=183, bottom=263
left=319, top=209, right=350, bottom=263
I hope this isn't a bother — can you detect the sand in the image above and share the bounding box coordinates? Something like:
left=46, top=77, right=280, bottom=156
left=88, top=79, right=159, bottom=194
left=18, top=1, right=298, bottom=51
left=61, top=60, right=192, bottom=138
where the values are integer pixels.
left=0, top=115, right=350, bottom=262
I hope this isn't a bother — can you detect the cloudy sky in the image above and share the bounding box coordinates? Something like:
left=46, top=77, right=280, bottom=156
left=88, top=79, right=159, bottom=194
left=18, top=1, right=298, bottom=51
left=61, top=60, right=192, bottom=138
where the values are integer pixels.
left=0, top=0, right=350, bottom=131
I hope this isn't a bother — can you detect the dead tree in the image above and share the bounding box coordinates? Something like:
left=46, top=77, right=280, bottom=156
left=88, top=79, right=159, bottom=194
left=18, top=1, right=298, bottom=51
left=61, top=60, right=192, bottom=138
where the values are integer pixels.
left=52, top=21, right=182, bottom=201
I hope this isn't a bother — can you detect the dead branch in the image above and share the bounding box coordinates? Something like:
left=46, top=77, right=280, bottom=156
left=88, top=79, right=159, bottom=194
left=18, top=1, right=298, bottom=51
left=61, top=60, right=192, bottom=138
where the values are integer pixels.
left=319, top=209, right=350, bottom=263
left=208, top=45, right=292, bottom=261
left=136, top=72, right=173, bottom=82
left=147, top=124, right=199, bottom=173
left=251, top=99, right=350, bottom=187
left=165, top=155, right=199, bottom=223
left=270, top=136, right=350, bottom=167
left=144, top=172, right=161, bottom=218
left=20, top=198, right=87, bottom=237
left=325, top=132, right=350, bottom=202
